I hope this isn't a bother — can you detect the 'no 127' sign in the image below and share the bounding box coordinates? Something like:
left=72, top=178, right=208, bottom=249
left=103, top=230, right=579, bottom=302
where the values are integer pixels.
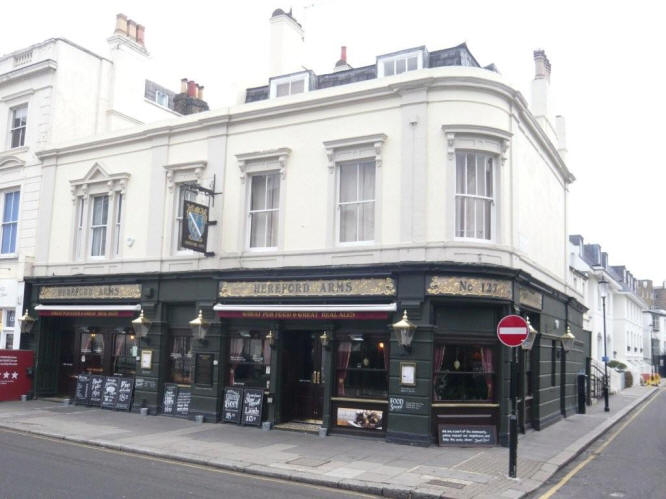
left=497, top=315, right=528, bottom=347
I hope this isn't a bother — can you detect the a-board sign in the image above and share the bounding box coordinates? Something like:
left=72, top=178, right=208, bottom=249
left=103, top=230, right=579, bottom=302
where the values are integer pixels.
left=115, top=378, right=134, bottom=411
left=241, top=388, right=263, bottom=426
left=88, top=375, right=105, bottom=406
left=175, top=388, right=192, bottom=417
left=162, top=384, right=178, bottom=415
left=101, top=377, right=120, bottom=409
left=74, top=374, right=91, bottom=405
left=438, top=424, right=497, bottom=447
left=223, top=387, right=243, bottom=424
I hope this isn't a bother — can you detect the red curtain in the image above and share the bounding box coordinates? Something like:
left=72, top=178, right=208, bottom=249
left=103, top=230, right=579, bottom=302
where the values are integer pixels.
left=481, top=347, right=494, bottom=400
left=336, top=341, right=352, bottom=396
left=433, top=344, right=446, bottom=399
left=229, top=338, right=244, bottom=385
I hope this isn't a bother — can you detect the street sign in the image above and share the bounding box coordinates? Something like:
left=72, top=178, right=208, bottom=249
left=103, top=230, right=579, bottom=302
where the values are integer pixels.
left=602, top=356, right=609, bottom=363
left=497, top=315, right=528, bottom=348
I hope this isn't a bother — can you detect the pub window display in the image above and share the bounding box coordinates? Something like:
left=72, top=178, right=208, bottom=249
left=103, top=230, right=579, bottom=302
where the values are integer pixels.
left=113, top=331, right=137, bottom=376
left=80, top=332, right=104, bottom=373
left=336, top=334, right=388, bottom=398
left=168, top=336, right=192, bottom=384
left=433, top=344, right=495, bottom=401
left=229, top=331, right=271, bottom=388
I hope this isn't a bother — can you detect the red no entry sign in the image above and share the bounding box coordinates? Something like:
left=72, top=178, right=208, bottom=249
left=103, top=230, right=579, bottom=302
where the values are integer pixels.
left=497, top=315, right=528, bottom=347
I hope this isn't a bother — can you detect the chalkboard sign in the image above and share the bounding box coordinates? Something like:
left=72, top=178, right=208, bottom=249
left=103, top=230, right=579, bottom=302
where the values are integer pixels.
left=175, top=389, right=192, bottom=417
left=135, top=377, right=157, bottom=391
left=115, top=378, right=134, bottom=411
left=162, top=384, right=178, bottom=415
left=223, top=387, right=243, bottom=424
left=88, top=375, right=105, bottom=406
left=74, top=374, right=91, bottom=405
left=438, top=424, right=497, bottom=447
left=101, top=377, right=120, bottom=409
left=241, top=389, right=263, bottom=426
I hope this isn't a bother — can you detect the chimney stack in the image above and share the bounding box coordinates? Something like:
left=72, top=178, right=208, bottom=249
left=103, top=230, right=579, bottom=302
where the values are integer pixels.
left=334, top=45, right=352, bottom=72
left=533, top=50, right=551, bottom=82
left=114, top=13, right=128, bottom=35
left=269, top=8, right=305, bottom=77
left=174, top=78, right=210, bottom=115
left=112, top=14, right=146, bottom=47
left=530, top=49, right=557, bottom=142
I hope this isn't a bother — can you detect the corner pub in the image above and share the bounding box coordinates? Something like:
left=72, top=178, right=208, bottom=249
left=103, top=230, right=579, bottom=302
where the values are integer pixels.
left=24, top=262, right=586, bottom=447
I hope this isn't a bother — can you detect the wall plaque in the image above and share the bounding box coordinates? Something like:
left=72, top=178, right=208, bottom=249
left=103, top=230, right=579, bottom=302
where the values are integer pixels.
left=519, top=286, right=543, bottom=310
left=426, top=276, right=512, bottom=300
left=438, top=424, right=497, bottom=447
left=39, top=284, right=141, bottom=300
left=219, top=278, right=396, bottom=298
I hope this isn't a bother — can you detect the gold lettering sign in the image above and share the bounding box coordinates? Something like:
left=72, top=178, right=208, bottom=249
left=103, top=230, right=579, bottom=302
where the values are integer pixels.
left=219, top=278, right=396, bottom=298
left=426, top=276, right=512, bottom=299
left=39, top=284, right=142, bottom=301
left=519, top=286, right=543, bottom=310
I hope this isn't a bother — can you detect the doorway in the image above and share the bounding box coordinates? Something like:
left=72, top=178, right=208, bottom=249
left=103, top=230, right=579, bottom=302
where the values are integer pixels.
left=280, top=331, right=323, bottom=423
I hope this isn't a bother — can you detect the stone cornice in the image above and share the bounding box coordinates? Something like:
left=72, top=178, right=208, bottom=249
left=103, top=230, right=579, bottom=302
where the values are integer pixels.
left=0, top=59, right=57, bottom=85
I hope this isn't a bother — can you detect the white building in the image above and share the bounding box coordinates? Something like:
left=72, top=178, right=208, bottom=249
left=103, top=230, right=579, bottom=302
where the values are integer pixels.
left=0, top=13, right=183, bottom=349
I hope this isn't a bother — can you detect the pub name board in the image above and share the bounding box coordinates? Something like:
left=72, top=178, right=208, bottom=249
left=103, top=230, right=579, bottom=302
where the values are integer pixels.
left=427, top=276, right=512, bottom=300
left=39, top=284, right=142, bottom=301
left=219, top=277, right=396, bottom=298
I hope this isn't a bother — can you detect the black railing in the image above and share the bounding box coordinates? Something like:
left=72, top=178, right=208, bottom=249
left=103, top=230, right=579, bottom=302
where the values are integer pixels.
left=589, top=359, right=606, bottom=402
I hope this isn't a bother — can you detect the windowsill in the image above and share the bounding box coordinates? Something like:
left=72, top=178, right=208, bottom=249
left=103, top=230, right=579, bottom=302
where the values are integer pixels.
left=337, top=240, right=376, bottom=247
left=246, top=246, right=279, bottom=252
left=453, top=236, right=495, bottom=244
left=0, top=253, right=18, bottom=260
left=1, top=146, right=28, bottom=156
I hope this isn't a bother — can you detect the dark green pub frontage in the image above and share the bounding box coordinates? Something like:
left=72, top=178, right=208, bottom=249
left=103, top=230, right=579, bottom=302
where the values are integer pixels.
left=23, top=263, right=588, bottom=446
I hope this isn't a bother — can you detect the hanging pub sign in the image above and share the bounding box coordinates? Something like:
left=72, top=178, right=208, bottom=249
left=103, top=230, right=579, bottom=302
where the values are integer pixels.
left=181, top=200, right=209, bottom=253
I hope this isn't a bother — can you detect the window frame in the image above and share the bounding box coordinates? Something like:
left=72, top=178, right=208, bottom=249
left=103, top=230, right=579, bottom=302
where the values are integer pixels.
left=9, top=104, right=28, bottom=149
left=335, top=333, right=389, bottom=399
left=155, top=90, right=169, bottom=108
left=336, top=160, right=376, bottom=245
left=454, top=150, right=496, bottom=242
left=1, top=308, right=17, bottom=349
left=269, top=71, right=311, bottom=99
left=247, top=172, right=280, bottom=250
left=377, top=48, right=425, bottom=78
left=0, top=189, right=20, bottom=256
left=432, top=342, right=497, bottom=403
left=89, top=194, right=109, bottom=258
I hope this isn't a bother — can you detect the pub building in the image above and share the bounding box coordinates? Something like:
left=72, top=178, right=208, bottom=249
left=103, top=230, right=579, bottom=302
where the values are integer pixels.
left=24, top=262, right=586, bottom=446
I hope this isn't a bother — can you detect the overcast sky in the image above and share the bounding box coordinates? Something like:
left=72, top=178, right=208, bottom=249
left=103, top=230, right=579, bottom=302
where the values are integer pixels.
left=4, top=1, right=665, bottom=283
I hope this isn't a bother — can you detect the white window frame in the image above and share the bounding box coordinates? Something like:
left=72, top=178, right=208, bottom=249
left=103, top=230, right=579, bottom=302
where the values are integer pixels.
left=0, top=188, right=20, bottom=256
left=89, top=194, right=109, bottom=258
left=336, top=160, right=376, bottom=245
left=9, top=104, right=28, bottom=149
left=1, top=308, right=16, bottom=349
left=323, top=134, right=386, bottom=248
left=269, top=71, right=310, bottom=99
left=377, top=48, right=424, bottom=78
left=155, top=90, right=169, bottom=108
left=236, top=149, right=290, bottom=253
left=247, top=172, right=280, bottom=250
left=70, top=163, right=129, bottom=261
left=454, top=150, right=496, bottom=241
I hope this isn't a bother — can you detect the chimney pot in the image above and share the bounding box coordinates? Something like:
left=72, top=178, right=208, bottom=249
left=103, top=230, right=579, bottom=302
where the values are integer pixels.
left=197, top=85, right=205, bottom=100
left=127, top=19, right=137, bottom=41
left=136, top=24, right=145, bottom=45
left=114, top=13, right=128, bottom=35
left=180, top=78, right=188, bottom=93
left=187, top=80, right=197, bottom=98
left=341, top=46, right=347, bottom=63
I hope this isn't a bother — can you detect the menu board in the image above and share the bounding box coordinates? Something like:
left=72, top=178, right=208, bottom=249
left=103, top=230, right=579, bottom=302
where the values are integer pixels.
left=438, top=424, right=497, bottom=447
left=88, top=375, right=105, bottom=406
left=241, top=389, right=263, bottom=426
left=175, top=389, right=192, bottom=417
left=162, top=384, right=178, bottom=415
left=74, top=374, right=91, bottom=405
left=101, top=377, right=120, bottom=409
left=223, top=387, right=243, bottom=424
left=115, top=378, right=134, bottom=411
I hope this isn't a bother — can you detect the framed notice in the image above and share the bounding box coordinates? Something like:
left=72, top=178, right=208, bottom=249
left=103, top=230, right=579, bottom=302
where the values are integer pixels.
left=400, top=362, right=416, bottom=386
left=181, top=200, right=209, bottom=253
left=140, top=350, right=153, bottom=370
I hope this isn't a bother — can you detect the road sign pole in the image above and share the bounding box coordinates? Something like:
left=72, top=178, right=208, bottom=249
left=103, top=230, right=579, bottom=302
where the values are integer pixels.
left=509, top=347, right=518, bottom=478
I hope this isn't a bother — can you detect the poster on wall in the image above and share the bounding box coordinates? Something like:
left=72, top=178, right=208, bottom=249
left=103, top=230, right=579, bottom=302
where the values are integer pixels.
left=336, top=407, right=384, bottom=431
left=180, top=200, right=209, bottom=253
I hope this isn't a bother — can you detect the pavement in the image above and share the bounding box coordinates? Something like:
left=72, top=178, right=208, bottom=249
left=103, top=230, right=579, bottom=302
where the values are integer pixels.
left=0, top=385, right=658, bottom=499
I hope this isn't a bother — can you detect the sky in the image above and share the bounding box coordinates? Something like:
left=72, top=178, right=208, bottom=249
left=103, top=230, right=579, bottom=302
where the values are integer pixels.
left=3, top=0, right=665, bottom=282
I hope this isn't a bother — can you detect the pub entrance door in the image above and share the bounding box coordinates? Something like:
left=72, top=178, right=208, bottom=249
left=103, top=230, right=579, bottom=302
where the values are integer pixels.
left=280, top=331, right=323, bottom=422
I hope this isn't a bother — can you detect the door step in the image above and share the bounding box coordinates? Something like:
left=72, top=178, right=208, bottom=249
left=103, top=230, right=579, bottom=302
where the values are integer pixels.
left=273, top=421, right=322, bottom=434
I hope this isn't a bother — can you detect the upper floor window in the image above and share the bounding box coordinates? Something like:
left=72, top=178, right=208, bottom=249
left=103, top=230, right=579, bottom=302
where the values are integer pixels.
left=249, top=173, right=280, bottom=248
left=455, top=151, right=495, bottom=240
left=1, top=190, right=20, bottom=254
left=269, top=72, right=310, bottom=98
left=155, top=90, right=169, bottom=107
left=10, top=105, right=27, bottom=149
left=338, top=161, right=375, bottom=243
left=377, top=48, right=424, bottom=78
left=90, top=195, right=109, bottom=257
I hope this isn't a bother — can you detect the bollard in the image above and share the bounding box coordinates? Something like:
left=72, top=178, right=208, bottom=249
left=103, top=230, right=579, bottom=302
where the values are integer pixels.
left=21, top=394, right=28, bottom=402
left=194, top=415, right=204, bottom=424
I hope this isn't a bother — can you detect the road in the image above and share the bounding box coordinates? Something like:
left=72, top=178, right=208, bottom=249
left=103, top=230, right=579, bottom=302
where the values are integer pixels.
left=531, top=388, right=666, bottom=499
left=0, top=428, right=375, bottom=499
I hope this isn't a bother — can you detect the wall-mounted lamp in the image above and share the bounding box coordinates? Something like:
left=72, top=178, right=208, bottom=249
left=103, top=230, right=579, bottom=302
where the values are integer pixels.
left=19, top=309, right=36, bottom=334
left=521, top=316, right=538, bottom=351
left=131, top=309, right=152, bottom=338
left=320, top=331, right=330, bottom=349
left=560, top=326, right=576, bottom=353
left=189, top=309, right=209, bottom=341
left=392, top=310, right=416, bottom=352
left=266, top=330, right=275, bottom=348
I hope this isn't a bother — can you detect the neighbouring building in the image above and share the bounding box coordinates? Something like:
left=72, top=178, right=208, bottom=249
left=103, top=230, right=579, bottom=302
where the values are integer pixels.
left=0, top=14, right=195, bottom=350
left=24, top=9, right=586, bottom=446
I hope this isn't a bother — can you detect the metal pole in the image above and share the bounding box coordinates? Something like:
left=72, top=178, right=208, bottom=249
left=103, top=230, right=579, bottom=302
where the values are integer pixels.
left=509, top=347, right=518, bottom=478
left=602, top=296, right=610, bottom=412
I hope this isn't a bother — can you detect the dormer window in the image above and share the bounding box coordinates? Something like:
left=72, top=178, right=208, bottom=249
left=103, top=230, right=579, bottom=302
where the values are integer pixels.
left=155, top=90, right=169, bottom=107
left=269, top=71, right=310, bottom=98
left=377, top=48, right=425, bottom=78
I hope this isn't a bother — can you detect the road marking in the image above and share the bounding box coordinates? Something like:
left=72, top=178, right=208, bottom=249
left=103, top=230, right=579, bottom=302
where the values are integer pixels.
left=0, top=427, right=375, bottom=498
left=538, top=389, right=663, bottom=499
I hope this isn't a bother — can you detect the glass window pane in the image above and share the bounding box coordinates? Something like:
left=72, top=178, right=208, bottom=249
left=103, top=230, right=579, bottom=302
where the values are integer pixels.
left=276, top=82, right=289, bottom=97
left=359, top=162, right=375, bottom=201
left=92, top=197, right=108, bottom=225
left=475, top=199, right=485, bottom=239
left=407, top=56, right=418, bottom=71
left=339, top=164, right=357, bottom=203
left=91, top=227, right=106, bottom=256
left=266, top=173, right=280, bottom=209
left=396, top=58, right=406, bottom=74
left=250, top=212, right=267, bottom=247
left=384, top=61, right=394, bottom=76
left=477, top=155, right=486, bottom=197
left=465, top=198, right=475, bottom=237
left=359, top=202, right=374, bottom=241
left=290, top=79, right=304, bottom=94
left=1, top=225, right=16, bottom=253
left=456, top=153, right=465, bottom=194
left=486, top=157, right=494, bottom=197
left=455, top=197, right=464, bottom=237
left=250, top=175, right=266, bottom=210
left=268, top=210, right=279, bottom=247
left=466, top=153, right=476, bottom=195
left=340, top=204, right=357, bottom=242
left=484, top=200, right=492, bottom=239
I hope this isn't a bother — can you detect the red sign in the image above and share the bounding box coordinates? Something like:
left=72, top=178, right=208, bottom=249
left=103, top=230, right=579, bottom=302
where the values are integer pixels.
left=497, top=315, right=528, bottom=347
left=37, top=310, right=135, bottom=317
left=217, top=311, right=389, bottom=320
left=0, top=350, right=33, bottom=401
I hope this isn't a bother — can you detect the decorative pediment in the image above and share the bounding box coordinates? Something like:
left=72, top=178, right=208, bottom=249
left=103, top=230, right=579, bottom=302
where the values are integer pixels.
left=163, top=161, right=207, bottom=192
left=323, top=134, right=387, bottom=173
left=236, top=148, right=291, bottom=184
left=442, top=125, right=511, bottom=164
left=0, top=155, right=26, bottom=171
left=70, top=162, right=130, bottom=202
